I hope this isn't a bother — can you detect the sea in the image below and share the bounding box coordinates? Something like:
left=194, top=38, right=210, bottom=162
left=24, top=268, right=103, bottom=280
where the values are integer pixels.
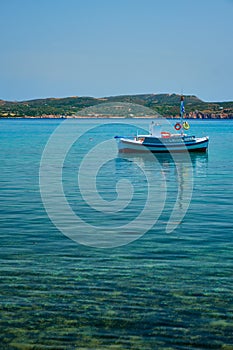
left=0, top=118, right=232, bottom=350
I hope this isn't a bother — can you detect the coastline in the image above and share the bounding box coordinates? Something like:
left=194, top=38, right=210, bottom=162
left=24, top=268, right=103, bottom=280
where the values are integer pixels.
left=1, top=114, right=233, bottom=120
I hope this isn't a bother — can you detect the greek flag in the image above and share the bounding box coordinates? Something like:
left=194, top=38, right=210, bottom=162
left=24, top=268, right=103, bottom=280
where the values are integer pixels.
left=180, top=100, right=185, bottom=114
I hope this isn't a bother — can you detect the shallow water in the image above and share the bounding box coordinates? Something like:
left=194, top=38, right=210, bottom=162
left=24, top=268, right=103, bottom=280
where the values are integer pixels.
left=0, top=118, right=233, bottom=349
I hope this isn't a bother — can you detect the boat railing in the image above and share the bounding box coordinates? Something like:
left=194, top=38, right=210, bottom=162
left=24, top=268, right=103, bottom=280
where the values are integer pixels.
left=183, top=135, right=196, bottom=141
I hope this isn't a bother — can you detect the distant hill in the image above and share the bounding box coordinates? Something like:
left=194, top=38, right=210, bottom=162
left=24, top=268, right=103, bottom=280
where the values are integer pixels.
left=0, top=93, right=232, bottom=118
left=105, top=93, right=202, bottom=105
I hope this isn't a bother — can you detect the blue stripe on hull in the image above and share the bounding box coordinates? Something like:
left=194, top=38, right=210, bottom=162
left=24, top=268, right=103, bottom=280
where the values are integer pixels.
left=119, top=147, right=208, bottom=153
left=143, top=139, right=208, bottom=148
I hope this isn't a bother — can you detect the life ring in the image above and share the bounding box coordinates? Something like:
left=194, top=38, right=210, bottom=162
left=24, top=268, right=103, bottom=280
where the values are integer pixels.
left=161, top=131, right=171, bottom=138
left=183, top=121, right=190, bottom=130
left=174, top=123, right=182, bottom=131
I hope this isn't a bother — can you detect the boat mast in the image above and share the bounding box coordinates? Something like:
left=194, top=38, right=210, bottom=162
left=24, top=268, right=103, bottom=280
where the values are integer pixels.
left=180, top=95, right=185, bottom=136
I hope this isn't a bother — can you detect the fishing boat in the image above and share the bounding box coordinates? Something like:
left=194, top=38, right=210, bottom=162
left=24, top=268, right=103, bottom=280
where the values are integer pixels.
left=115, top=96, right=209, bottom=153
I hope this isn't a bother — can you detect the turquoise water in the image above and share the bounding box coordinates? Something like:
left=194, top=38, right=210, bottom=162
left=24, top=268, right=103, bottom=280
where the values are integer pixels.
left=0, top=118, right=233, bottom=349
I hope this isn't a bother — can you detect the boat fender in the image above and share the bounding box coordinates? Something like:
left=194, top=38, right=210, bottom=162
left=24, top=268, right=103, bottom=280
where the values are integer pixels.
left=183, top=121, right=190, bottom=130
left=174, top=123, right=182, bottom=131
left=161, top=131, right=171, bottom=138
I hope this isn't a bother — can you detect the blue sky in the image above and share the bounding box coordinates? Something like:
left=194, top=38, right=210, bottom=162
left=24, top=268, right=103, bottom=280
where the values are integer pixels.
left=0, top=0, right=232, bottom=101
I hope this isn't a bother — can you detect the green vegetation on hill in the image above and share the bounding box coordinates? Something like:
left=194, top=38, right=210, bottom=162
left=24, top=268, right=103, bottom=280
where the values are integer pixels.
left=0, top=94, right=232, bottom=118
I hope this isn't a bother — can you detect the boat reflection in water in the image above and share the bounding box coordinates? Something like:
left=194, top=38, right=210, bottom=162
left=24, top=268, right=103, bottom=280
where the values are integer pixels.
left=116, top=151, right=208, bottom=234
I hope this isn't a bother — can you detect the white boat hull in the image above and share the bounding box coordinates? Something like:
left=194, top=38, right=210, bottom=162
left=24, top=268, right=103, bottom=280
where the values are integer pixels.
left=118, top=136, right=209, bottom=153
